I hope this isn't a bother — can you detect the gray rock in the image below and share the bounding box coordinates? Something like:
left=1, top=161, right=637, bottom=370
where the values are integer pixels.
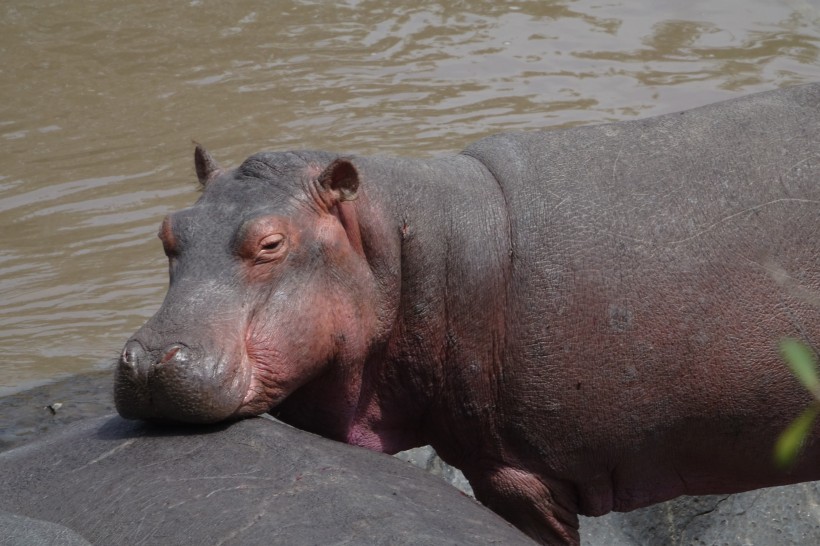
left=395, top=446, right=474, bottom=496
left=398, top=446, right=820, bottom=545
left=580, top=484, right=820, bottom=546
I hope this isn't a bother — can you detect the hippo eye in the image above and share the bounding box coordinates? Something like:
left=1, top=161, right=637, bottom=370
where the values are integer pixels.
left=260, top=234, right=284, bottom=251
left=256, top=233, right=286, bottom=263
left=158, top=216, right=179, bottom=257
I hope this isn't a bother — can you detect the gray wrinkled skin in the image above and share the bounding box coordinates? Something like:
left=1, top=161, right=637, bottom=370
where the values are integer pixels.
left=0, top=511, right=92, bottom=546
left=0, top=415, right=534, bottom=545
left=115, top=84, right=820, bottom=544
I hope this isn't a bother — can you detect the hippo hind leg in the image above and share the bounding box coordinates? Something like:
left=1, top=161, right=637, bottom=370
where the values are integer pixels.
left=467, top=466, right=580, bottom=545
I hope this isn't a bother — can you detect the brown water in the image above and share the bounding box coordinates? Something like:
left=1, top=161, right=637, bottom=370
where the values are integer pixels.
left=2, top=0, right=820, bottom=395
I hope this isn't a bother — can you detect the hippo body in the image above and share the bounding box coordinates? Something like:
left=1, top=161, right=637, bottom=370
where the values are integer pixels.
left=0, top=415, right=534, bottom=545
left=116, top=84, right=820, bottom=544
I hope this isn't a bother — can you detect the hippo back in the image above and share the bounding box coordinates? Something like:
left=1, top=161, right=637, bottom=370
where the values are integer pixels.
left=461, top=83, right=820, bottom=513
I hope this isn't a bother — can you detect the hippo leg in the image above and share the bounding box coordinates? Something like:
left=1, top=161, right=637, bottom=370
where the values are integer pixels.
left=469, top=466, right=580, bottom=545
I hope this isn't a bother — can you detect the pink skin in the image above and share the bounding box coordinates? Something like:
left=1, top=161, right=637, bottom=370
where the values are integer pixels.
left=117, top=155, right=381, bottom=427
left=206, top=161, right=400, bottom=451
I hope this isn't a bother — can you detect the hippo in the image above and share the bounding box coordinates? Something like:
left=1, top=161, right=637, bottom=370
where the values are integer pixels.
left=115, top=83, right=820, bottom=544
left=0, top=415, right=534, bottom=545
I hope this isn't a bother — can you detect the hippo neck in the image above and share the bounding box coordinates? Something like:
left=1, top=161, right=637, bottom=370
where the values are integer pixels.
left=348, top=153, right=512, bottom=457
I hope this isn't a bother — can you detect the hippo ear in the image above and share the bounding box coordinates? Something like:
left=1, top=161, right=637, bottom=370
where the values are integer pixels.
left=193, top=143, right=222, bottom=186
left=317, top=158, right=359, bottom=203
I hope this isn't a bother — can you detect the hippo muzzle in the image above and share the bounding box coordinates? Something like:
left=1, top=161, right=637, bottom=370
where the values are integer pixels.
left=115, top=336, right=250, bottom=423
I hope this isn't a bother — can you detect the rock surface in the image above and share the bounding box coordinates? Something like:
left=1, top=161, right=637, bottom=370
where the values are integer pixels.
left=579, top=485, right=820, bottom=546
left=399, top=443, right=820, bottom=544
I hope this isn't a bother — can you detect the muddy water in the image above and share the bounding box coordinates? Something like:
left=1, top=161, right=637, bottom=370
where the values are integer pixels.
left=2, top=0, right=820, bottom=395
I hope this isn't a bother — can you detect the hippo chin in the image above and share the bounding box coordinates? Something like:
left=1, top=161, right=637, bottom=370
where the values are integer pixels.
left=115, top=83, right=820, bottom=545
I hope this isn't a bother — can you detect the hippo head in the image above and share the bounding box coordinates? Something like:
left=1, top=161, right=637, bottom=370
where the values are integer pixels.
left=115, top=146, right=395, bottom=430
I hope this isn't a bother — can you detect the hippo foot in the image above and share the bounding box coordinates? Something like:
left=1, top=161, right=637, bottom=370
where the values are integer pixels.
left=469, top=466, right=580, bottom=545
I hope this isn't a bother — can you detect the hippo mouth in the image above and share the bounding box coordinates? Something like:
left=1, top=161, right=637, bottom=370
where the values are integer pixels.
left=232, top=349, right=312, bottom=419
left=114, top=339, right=252, bottom=424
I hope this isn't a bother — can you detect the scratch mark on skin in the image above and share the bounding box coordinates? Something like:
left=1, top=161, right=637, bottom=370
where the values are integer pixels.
left=133, top=501, right=157, bottom=546
left=758, top=258, right=820, bottom=354
left=553, top=197, right=569, bottom=211
left=764, top=260, right=820, bottom=309
left=160, top=473, right=274, bottom=484
left=128, top=446, right=201, bottom=470
left=612, top=143, right=625, bottom=180
left=614, top=198, right=820, bottom=246
left=205, top=484, right=256, bottom=498
left=214, top=492, right=279, bottom=546
left=784, top=153, right=819, bottom=174
left=73, top=439, right=136, bottom=471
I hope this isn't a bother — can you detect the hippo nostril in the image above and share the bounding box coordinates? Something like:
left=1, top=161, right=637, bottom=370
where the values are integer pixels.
left=158, top=344, right=191, bottom=366
left=160, top=346, right=180, bottom=364
left=120, top=340, right=145, bottom=370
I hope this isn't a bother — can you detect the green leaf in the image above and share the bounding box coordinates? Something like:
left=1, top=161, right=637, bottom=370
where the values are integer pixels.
left=774, top=404, right=819, bottom=470
left=780, top=339, right=819, bottom=394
